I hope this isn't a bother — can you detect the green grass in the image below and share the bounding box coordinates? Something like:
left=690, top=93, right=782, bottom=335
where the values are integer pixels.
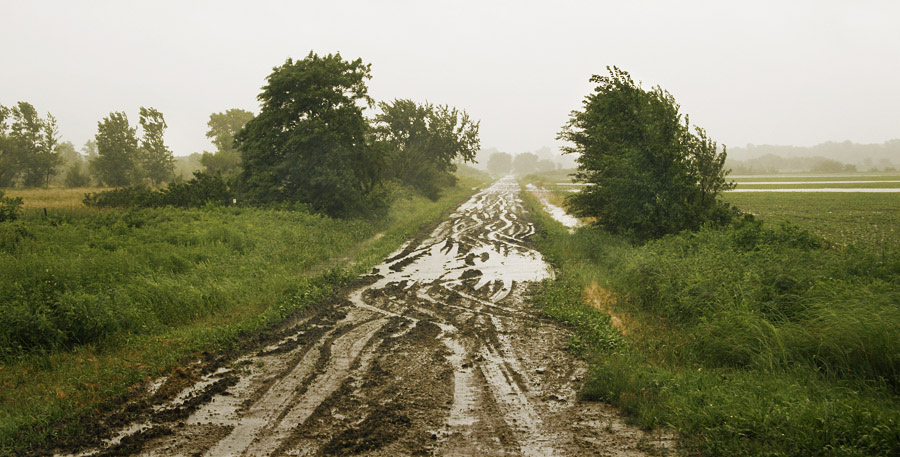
left=722, top=192, right=899, bottom=248
left=0, top=179, right=484, bottom=455
left=735, top=182, right=900, bottom=188
left=730, top=175, right=900, bottom=182
left=523, top=185, right=900, bottom=456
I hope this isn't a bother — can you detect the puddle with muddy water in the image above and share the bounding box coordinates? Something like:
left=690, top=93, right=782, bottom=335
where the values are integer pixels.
left=57, top=177, right=674, bottom=456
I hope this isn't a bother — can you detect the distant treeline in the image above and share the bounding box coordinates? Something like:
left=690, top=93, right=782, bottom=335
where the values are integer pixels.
left=727, top=140, right=899, bottom=174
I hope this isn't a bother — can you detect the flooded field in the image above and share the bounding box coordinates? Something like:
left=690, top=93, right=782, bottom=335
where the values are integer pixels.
left=56, top=177, right=671, bottom=456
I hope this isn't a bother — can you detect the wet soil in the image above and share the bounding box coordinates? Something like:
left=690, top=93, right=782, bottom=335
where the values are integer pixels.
left=53, top=177, right=675, bottom=456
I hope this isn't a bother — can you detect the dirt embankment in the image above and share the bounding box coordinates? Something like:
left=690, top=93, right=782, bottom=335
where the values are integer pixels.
left=54, top=177, right=674, bottom=456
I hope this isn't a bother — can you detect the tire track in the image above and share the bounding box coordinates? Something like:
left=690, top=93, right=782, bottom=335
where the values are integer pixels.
left=59, top=177, right=675, bottom=457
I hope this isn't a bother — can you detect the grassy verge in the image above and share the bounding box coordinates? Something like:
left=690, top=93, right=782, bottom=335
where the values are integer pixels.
left=0, top=179, right=484, bottom=455
left=522, top=187, right=900, bottom=456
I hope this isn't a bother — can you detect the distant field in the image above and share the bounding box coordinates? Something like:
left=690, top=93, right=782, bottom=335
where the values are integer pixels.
left=2, top=187, right=109, bottom=209
left=731, top=174, right=900, bottom=190
left=542, top=173, right=900, bottom=192
left=730, top=174, right=900, bottom=182
left=722, top=192, right=899, bottom=247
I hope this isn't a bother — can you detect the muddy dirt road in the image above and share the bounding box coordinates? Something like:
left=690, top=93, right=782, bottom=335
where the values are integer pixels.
left=61, top=177, right=673, bottom=456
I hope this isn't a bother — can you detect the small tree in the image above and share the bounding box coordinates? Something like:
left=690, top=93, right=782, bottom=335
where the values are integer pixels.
left=0, top=104, right=16, bottom=187
left=0, top=102, right=63, bottom=187
left=64, top=161, right=92, bottom=187
left=559, top=67, right=735, bottom=241
left=236, top=52, right=384, bottom=217
left=201, top=108, right=254, bottom=177
left=374, top=99, right=479, bottom=199
left=93, top=112, right=139, bottom=187
left=138, top=107, right=174, bottom=185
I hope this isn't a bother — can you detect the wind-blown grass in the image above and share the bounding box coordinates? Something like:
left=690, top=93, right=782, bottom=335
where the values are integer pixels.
left=0, top=180, right=483, bottom=455
left=523, top=187, right=900, bottom=456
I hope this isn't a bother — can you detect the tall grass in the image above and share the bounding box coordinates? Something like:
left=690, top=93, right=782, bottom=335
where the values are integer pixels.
left=0, top=179, right=483, bottom=455
left=524, top=190, right=900, bottom=456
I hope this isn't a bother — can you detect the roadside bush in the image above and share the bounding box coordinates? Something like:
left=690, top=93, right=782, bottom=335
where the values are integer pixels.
left=84, top=172, right=232, bottom=208
left=0, top=191, right=24, bottom=222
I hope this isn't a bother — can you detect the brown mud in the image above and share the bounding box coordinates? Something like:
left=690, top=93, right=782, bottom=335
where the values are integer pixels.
left=53, top=177, right=675, bottom=456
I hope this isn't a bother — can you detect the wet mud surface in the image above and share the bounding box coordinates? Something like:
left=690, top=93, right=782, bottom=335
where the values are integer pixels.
left=55, top=177, right=675, bottom=456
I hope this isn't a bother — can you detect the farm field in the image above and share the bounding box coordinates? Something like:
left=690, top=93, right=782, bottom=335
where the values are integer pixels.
left=522, top=174, right=900, bottom=456
left=2, top=187, right=113, bottom=209
left=722, top=192, right=899, bottom=247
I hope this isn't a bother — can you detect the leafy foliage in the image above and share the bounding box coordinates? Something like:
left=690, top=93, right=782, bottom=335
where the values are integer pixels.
left=0, top=102, right=63, bottom=187
left=559, top=67, right=735, bottom=241
left=201, top=108, right=254, bottom=177
left=237, top=52, right=384, bottom=217
left=138, top=107, right=175, bottom=185
left=92, top=112, right=139, bottom=187
left=63, top=161, right=91, bottom=187
left=524, top=189, right=900, bottom=456
left=0, top=191, right=23, bottom=222
left=92, top=108, right=174, bottom=187
left=83, top=172, right=231, bottom=208
left=374, top=99, right=479, bottom=199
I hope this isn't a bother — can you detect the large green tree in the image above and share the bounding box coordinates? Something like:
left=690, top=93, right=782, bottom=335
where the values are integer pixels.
left=0, top=102, right=63, bottom=187
left=0, top=105, right=16, bottom=187
left=138, top=107, right=174, bottom=185
left=201, top=108, right=254, bottom=177
left=93, top=112, right=139, bottom=187
left=236, top=52, right=383, bottom=217
left=374, top=99, right=479, bottom=199
left=559, top=67, right=734, bottom=241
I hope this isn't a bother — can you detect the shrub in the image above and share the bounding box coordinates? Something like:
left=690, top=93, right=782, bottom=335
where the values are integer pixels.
left=0, top=191, right=24, bottom=222
left=84, top=172, right=232, bottom=208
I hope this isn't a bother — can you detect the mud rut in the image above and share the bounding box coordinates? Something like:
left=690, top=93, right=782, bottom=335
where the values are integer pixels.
left=61, top=178, right=673, bottom=457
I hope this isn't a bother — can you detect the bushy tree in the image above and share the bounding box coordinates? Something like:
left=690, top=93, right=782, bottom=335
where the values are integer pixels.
left=93, top=112, right=139, bottom=187
left=0, top=102, right=62, bottom=187
left=559, top=67, right=735, bottom=241
left=201, top=108, right=254, bottom=177
left=64, top=161, right=92, bottom=187
left=138, top=107, right=174, bottom=185
left=92, top=109, right=173, bottom=187
left=236, top=52, right=384, bottom=217
left=374, top=99, right=479, bottom=199
left=0, top=105, right=16, bottom=187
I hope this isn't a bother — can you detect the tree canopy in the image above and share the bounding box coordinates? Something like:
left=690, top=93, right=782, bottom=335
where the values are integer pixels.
left=236, top=52, right=385, bottom=217
left=374, top=99, right=479, bottom=199
left=559, top=67, right=734, bottom=241
left=0, top=102, right=62, bottom=187
left=92, top=108, right=174, bottom=187
left=138, top=107, right=174, bottom=185
left=93, top=112, right=140, bottom=187
left=201, top=108, right=254, bottom=177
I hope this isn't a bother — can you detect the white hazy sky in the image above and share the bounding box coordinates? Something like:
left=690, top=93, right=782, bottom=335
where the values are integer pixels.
left=2, top=0, right=899, bottom=157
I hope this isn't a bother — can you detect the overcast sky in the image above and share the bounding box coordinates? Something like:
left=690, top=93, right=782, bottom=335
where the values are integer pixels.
left=2, top=0, right=898, bottom=158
